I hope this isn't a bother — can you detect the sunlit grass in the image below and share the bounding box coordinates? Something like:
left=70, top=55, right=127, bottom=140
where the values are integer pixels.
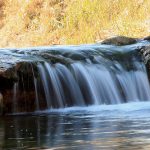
left=0, top=0, right=149, bottom=47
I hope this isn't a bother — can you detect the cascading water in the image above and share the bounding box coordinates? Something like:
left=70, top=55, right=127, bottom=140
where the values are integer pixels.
left=2, top=40, right=150, bottom=150
left=36, top=59, right=150, bottom=109
left=7, top=42, right=150, bottom=112
left=12, top=83, right=18, bottom=113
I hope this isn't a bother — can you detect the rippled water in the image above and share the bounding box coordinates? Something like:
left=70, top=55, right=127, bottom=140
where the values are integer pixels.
left=1, top=102, right=150, bottom=150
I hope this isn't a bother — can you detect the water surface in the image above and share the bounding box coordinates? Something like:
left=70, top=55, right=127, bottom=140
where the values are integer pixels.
left=1, top=102, right=150, bottom=150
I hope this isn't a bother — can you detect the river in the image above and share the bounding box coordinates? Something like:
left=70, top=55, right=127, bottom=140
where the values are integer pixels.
left=1, top=102, right=150, bottom=150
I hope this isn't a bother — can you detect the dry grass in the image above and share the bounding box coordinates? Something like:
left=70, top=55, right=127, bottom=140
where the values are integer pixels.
left=0, top=0, right=149, bottom=47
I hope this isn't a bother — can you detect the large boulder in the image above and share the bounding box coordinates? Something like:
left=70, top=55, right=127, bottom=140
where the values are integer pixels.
left=144, top=36, right=150, bottom=41
left=101, top=36, right=138, bottom=46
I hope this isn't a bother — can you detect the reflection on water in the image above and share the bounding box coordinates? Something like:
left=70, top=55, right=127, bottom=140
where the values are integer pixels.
left=1, top=102, right=150, bottom=150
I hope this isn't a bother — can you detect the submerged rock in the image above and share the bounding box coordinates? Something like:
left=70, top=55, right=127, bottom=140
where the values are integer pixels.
left=101, top=36, right=137, bottom=46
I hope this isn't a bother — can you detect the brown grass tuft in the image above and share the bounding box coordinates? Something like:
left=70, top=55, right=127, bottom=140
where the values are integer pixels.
left=0, top=0, right=149, bottom=47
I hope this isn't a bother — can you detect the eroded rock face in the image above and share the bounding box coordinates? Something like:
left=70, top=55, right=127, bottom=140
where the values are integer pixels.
left=101, top=36, right=138, bottom=46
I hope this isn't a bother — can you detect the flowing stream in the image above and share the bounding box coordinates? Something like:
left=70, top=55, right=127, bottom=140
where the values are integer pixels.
left=9, top=42, right=150, bottom=111
left=0, top=41, right=150, bottom=149
left=2, top=102, right=150, bottom=149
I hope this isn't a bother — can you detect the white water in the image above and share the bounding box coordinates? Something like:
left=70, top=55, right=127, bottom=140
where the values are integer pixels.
left=13, top=83, right=18, bottom=113
left=38, top=64, right=52, bottom=108
left=45, top=62, right=65, bottom=107
left=35, top=101, right=150, bottom=117
left=33, top=78, right=40, bottom=110
left=36, top=60, right=150, bottom=109
left=71, top=63, right=122, bottom=104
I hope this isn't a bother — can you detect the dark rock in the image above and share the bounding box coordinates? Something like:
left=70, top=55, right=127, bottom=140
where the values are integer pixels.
left=144, top=36, right=150, bottom=41
left=39, top=53, right=73, bottom=64
left=140, top=45, right=150, bottom=81
left=101, top=36, right=137, bottom=46
left=0, top=93, right=3, bottom=115
left=140, top=45, right=150, bottom=63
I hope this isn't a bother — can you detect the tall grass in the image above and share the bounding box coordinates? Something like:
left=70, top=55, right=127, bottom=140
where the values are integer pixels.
left=63, top=0, right=150, bottom=44
left=0, top=0, right=149, bottom=47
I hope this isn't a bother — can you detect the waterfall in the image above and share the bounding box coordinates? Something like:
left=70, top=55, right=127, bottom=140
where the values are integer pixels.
left=37, top=64, right=52, bottom=108
left=10, top=43, right=150, bottom=112
left=12, top=83, right=18, bottom=113
left=36, top=53, right=150, bottom=108
left=31, top=65, right=40, bottom=110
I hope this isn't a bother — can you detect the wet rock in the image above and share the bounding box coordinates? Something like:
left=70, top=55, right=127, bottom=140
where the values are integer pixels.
left=140, top=45, right=150, bottom=63
left=0, top=93, right=3, bottom=114
left=101, top=36, right=137, bottom=46
left=140, top=45, right=150, bottom=80
left=39, top=53, right=73, bottom=64
left=144, top=36, right=150, bottom=41
left=0, top=55, right=18, bottom=79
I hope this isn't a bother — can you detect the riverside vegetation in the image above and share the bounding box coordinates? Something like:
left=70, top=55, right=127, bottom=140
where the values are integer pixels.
left=0, top=0, right=150, bottom=47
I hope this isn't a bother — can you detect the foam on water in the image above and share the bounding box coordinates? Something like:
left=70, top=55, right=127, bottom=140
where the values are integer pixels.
left=33, top=101, right=150, bottom=118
